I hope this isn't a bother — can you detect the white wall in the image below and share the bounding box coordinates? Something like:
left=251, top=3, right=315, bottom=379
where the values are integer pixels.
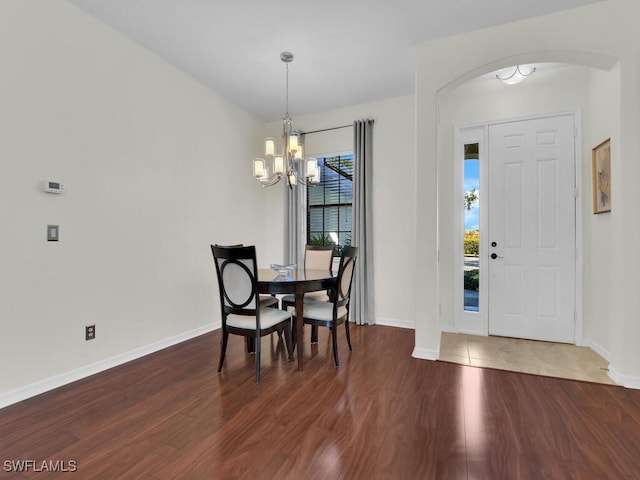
left=415, top=0, right=640, bottom=387
left=0, top=0, right=270, bottom=406
left=582, top=65, right=619, bottom=358
left=262, top=96, right=417, bottom=328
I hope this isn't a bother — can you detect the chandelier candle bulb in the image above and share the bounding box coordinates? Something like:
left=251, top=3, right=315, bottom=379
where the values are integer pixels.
left=265, top=138, right=275, bottom=156
left=274, top=155, right=284, bottom=174
left=253, top=158, right=265, bottom=178
left=289, top=133, right=299, bottom=153
left=307, top=159, right=318, bottom=179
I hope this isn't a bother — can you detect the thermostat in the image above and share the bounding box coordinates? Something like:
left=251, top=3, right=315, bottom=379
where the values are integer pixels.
left=43, top=180, right=65, bottom=194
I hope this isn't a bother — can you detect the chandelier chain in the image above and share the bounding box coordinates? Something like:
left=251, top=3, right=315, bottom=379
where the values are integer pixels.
left=285, top=62, right=290, bottom=120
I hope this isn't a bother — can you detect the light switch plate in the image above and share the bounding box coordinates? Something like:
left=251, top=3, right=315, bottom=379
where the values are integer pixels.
left=47, top=225, right=59, bottom=242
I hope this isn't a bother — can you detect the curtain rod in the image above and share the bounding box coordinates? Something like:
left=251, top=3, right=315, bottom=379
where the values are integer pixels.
left=303, top=124, right=352, bottom=135
left=303, top=119, right=374, bottom=135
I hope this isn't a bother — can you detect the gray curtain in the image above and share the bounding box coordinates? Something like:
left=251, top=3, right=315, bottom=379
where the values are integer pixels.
left=351, top=119, right=375, bottom=325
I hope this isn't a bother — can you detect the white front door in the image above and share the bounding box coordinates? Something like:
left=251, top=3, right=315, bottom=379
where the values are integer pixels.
left=488, top=114, right=576, bottom=343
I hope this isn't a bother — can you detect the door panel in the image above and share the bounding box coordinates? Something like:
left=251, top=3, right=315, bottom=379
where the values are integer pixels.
left=488, top=115, right=575, bottom=343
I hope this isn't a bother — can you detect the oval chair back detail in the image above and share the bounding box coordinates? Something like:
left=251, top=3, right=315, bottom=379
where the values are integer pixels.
left=295, top=246, right=358, bottom=366
left=214, top=243, right=279, bottom=309
left=211, top=245, right=293, bottom=382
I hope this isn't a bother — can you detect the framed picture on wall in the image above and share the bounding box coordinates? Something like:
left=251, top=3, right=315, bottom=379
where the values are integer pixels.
left=592, top=138, right=611, bottom=214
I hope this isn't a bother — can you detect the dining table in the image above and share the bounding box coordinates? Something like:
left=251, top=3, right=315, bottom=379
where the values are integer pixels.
left=257, top=267, right=336, bottom=371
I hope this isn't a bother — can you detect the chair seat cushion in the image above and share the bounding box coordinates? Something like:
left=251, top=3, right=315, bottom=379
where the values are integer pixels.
left=282, top=291, right=330, bottom=304
left=300, top=301, right=347, bottom=322
left=227, top=307, right=290, bottom=330
left=259, top=295, right=279, bottom=308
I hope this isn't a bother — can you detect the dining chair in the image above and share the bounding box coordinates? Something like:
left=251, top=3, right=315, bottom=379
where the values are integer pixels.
left=211, top=245, right=293, bottom=382
left=294, top=246, right=358, bottom=367
left=280, top=244, right=335, bottom=343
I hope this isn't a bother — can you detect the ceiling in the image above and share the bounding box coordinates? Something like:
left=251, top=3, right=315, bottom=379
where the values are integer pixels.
left=66, top=0, right=601, bottom=122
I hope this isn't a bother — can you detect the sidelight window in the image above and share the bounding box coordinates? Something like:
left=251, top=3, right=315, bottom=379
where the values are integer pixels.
left=464, top=143, right=480, bottom=312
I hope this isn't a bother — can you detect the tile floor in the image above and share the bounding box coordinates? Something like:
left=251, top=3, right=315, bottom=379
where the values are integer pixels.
left=439, top=332, right=617, bottom=385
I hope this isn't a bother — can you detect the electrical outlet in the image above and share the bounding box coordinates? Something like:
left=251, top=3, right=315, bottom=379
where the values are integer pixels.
left=85, top=325, right=96, bottom=341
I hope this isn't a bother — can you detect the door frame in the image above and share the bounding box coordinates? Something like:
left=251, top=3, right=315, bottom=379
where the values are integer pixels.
left=453, top=111, right=584, bottom=345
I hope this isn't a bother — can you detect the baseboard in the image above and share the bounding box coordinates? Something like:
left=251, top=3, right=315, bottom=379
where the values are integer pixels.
left=375, top=319, right=433, bottom=358
left=585, top=339, right=611, bottom=363
left=412, top=346, right=439, bottom=361
left=583, top=340, right=640, bottom=389
left=0, top=322, right=220, bottom=409
left=607, top=365, right=640, bottom=389
left=376, top=317, right=415, bottom=329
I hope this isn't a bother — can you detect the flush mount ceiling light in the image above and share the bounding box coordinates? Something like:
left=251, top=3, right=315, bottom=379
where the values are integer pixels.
left=496, top=65, right=536, bottom=85
left=253, top=52, right=319, bottom=189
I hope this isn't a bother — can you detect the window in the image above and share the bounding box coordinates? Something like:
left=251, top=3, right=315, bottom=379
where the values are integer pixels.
left=463, top=143, right=479, bottom=312
left=307, top=154, right=353, bottom=256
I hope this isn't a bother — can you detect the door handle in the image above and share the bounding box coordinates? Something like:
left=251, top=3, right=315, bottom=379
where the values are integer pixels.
left=490, top=253, right=503, bottom=260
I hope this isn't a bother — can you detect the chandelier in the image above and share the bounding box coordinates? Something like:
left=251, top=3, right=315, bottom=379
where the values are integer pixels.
left=253, top=52, right=320, bottom=188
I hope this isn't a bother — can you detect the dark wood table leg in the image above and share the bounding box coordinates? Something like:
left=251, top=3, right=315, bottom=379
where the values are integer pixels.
left=294, top=289, right=305, bottom=371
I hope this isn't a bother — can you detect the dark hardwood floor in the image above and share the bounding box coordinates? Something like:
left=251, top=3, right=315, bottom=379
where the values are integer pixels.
left=2, top=325, right=640, bottom=479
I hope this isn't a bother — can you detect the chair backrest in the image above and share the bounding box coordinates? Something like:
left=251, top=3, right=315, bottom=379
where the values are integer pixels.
left=335, top=246, right=358, bottom=307
left=211, top=245, right=259, bottom=315
left=304, top=244, right=334, bottom=272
